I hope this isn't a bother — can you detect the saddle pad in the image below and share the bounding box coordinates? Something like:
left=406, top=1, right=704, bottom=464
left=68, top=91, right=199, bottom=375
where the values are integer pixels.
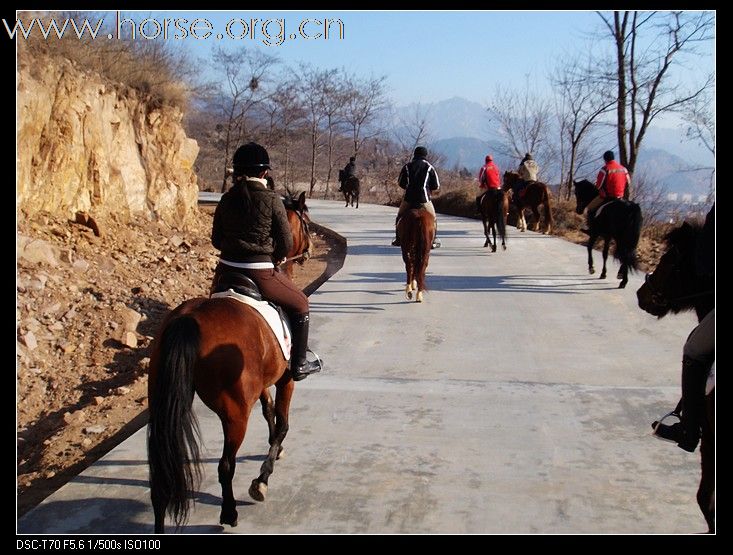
left=210, top=289, right=291, bottom=360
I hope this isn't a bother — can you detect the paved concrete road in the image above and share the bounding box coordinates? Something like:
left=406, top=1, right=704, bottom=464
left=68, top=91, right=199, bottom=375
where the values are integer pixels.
left=18, top=200, right=704, bottom=534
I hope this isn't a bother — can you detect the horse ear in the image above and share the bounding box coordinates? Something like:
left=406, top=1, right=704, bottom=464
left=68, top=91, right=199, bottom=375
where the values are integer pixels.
left=298, top=191, right=307, bottom=211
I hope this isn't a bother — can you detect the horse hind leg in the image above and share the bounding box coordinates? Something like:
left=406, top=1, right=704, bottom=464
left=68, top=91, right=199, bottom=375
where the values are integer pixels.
left=250, top=377, right=294, bottom=502
left=599, top=238, right=610, bottom=279
left=218, top=412, right=248, bottom=527
left=260, top=389, right=276, bottom=448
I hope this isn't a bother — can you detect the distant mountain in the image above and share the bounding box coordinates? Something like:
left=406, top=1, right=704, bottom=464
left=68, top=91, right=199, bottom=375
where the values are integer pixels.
left=635, top=148, right=712, bottom=196
left=399, top=97, right=493, bottom=141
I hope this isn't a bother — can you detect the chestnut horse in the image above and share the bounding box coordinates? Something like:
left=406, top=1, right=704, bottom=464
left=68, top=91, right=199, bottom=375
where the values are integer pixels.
left=636, top=220, right=715, bottom=533
left=397, top=208, right=435, bottom=302
left=281, top=192, right=313, bottom=278
left=479, top=189, right=508, bottom=252
left=502, top=171, right=554, bottom=234
left=574, top=179, right=642, bottom=288
left=147, top=197, right=312, bottom=534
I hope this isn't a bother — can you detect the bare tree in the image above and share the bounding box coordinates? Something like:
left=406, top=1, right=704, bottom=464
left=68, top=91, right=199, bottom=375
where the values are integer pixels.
left=488, top=75, right=554, bottom=176
left=551, top=55, right=616, bottom=199
left=596, top=11, right=715, bottom=190
left=321, top=70, right=349, bottom=194
left=394, top=102, right=433, bottom=161
left=343, top=74, right=388, bottom=157
left=211, top=46, right=278, bottom=192
left=681, top=85, right=715, bottom=200
left=261, top=78, right=306, bottom=191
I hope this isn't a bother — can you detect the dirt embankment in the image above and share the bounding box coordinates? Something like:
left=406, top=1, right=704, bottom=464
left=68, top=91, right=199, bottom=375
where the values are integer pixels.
left=16, top=207, right=344, bottom=516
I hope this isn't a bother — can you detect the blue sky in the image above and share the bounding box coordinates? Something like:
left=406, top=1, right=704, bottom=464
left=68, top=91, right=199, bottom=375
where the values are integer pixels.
left=127, top=9, right=714, bottom=111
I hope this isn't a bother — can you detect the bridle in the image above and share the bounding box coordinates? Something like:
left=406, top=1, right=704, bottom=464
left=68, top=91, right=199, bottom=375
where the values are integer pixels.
left=643, top=245, right=714, bottom=308
left=278, top=208, right=311, bottom=265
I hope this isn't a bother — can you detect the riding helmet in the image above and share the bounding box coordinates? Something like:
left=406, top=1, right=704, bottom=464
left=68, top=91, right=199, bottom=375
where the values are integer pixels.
left=233, top=142, right=271, bottom=173
left=414, top=146, right=428, bottom=158
left=603, top=150, right=615, bottom=162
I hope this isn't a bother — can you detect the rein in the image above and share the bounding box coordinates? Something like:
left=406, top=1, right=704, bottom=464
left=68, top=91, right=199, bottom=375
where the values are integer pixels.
left=278, top=208, right=311, bottom=266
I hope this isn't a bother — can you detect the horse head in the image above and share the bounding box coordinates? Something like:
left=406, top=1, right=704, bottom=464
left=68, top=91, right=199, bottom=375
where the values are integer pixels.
left=636, top=221, right=711, bottom=318
left=282, top=192, right=312, bottom=273
left=502, top=171, right=519, bottom=191
left=573, top=179, right=597, bottom=214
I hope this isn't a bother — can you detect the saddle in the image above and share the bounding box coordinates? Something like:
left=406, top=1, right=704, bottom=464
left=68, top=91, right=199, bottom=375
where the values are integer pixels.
left=593, top=197, right=630, bottom=218
left=211, top=272, right=291, bottom=360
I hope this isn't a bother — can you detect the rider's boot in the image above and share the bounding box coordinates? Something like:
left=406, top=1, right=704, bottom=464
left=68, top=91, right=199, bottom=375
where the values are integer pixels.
left=652, top=356, right=710, bottom=452
left=290, top=313, right=323, bottom=382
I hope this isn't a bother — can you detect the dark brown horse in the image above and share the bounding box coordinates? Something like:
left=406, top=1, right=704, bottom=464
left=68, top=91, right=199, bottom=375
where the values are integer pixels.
left=341, top=175, right=360, bottom=208
left=479, top=189, right=508, bottom=252
left=574, top=179, right=642, bottom=288
left=281, top=192, right=313, bottom=278
left=147, top=198, right=312, bottom=534
left=502, top=171, right=554, bottom=234
left=397, top=208, right=435, bottom=302
left=636, top=220, right=715, bottom=533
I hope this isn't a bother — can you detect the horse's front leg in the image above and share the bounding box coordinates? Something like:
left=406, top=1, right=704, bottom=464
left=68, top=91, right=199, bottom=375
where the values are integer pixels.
left=600, top=238, right=610, bottom=279
left=250, top=375, right=293, bottom=502
left=482, top=217, right=490, bottom=248
left=491, top=224, right=497, bottom=253
left=260, top=389, right=276, bottom=446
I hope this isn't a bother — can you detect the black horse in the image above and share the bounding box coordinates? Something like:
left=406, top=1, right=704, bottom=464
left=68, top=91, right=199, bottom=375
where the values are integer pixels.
left=573, top=179, right=642, bottom=288
left=339, top=170, right=360, bottom=208
left=636, top=218, right=715, bottom=533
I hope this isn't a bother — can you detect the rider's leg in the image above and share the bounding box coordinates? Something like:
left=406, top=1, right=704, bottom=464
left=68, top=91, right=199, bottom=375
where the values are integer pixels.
left=244, top=268, right=323, bottom=381
left=582, top=196, right=604, bottom=234
left=392, top=200, right=409, bottom=246
left=653, top=309, right=714, bottom=452
left=424, top=201, right=440, bottom=248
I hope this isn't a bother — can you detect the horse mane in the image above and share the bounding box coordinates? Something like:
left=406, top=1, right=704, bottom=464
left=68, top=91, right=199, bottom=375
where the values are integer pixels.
left=281, top=194, right=308, bottom=213
left=664, top=220, right=701, bottom=249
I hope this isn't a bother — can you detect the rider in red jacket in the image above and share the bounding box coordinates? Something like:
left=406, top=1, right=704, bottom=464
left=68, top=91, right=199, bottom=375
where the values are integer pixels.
left=476, top=155, right=501, bottom=213
left=583, top=150, right=630, bottom=232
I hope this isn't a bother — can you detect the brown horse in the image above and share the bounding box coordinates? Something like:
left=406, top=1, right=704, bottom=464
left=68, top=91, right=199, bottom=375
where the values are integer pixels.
left=636, top=220, right=715, bottom=533
left=479, top=189, right=508, bottom=252
left=341, top=175, right=360, bottom=208
left=147, top=198, right=312, bottom=534
left=281, top=192, right=313, bottom=278
left=397, top=208, right=435, bottom=302
left=502, top=171, right=554, bottom=234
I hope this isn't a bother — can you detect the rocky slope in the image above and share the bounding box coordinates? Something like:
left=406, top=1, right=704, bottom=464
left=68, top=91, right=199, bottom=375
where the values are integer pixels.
left=17, top=55, right=199, bottom=226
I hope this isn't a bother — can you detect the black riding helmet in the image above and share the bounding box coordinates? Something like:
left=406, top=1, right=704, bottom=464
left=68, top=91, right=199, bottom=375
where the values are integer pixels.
left=233, top=142, right=271, bottom=175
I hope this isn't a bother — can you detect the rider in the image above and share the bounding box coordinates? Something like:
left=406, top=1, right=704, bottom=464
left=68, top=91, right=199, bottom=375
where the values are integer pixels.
left=518, top=152, right=539, bottom=182
left=338, top=156, right=356, bottom=192
left=582, top=150, right=630, bottom=234
left=211, top=142, right=322, bottom=382
left=476, top=154, right=501, bottom=214
left=653, top=205, right=715, bottom=452
left=391, top=146, right=441, bottom=248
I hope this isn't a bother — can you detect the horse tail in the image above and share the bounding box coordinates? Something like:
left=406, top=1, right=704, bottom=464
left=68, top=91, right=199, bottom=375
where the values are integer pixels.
left=543, top=186, right=554, bottom=232
left=415, top=213, right=433, bottom=291
left=148, top=315, right=202, bottom=530
left=495, top=191, right=507, bottom=244
left=615, top=202, right=642, bottom=271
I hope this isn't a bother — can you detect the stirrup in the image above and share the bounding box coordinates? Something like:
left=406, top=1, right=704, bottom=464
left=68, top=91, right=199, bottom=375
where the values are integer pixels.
left=291, top=349, right=323, bottom=382
left=431, top=239, right=441, bottom=249
left=391, top=238, right=401, bottom=246
left=651, top=409, right=681, bottom=441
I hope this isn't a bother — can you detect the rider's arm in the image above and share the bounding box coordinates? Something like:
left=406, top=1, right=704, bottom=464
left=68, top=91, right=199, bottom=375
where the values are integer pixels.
left=398, top=165, right=409, bottom=190
left=211, top=200, right=224, bottom=250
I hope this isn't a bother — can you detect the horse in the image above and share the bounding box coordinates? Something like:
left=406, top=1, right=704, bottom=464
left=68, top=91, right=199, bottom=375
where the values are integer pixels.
left=281, top=192, right=313, bottom=278
left=147, top=196, right=312, bottom=534
left=502, top=171, right=554, bottom=234
left=573, top=179, right=642, bottom=289
left=340, top=174, right=360, bottom=208
left=479, top=189, right=508, bottom=252
left=636, top=220, right=715, bottom=533
left=397, top=208, right=435, bottom=302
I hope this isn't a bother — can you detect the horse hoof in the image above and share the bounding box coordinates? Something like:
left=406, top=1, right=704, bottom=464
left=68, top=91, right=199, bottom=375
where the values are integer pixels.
left=618, top=281, right=627, bottom=289
left=599, top=273, right=606, bottom=280
left=276, top=447, right=285, bottom=460
left=589, top=268, right=595, bottom=275
left=416, top=291, right=424, bottom=303
left=406, top=290, right=413, bottom=300
left=249, top=480, right=267, bottom=502
left=220, top=511, right=238, bottom=527
left=502, top=244, right=506, bottom=251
